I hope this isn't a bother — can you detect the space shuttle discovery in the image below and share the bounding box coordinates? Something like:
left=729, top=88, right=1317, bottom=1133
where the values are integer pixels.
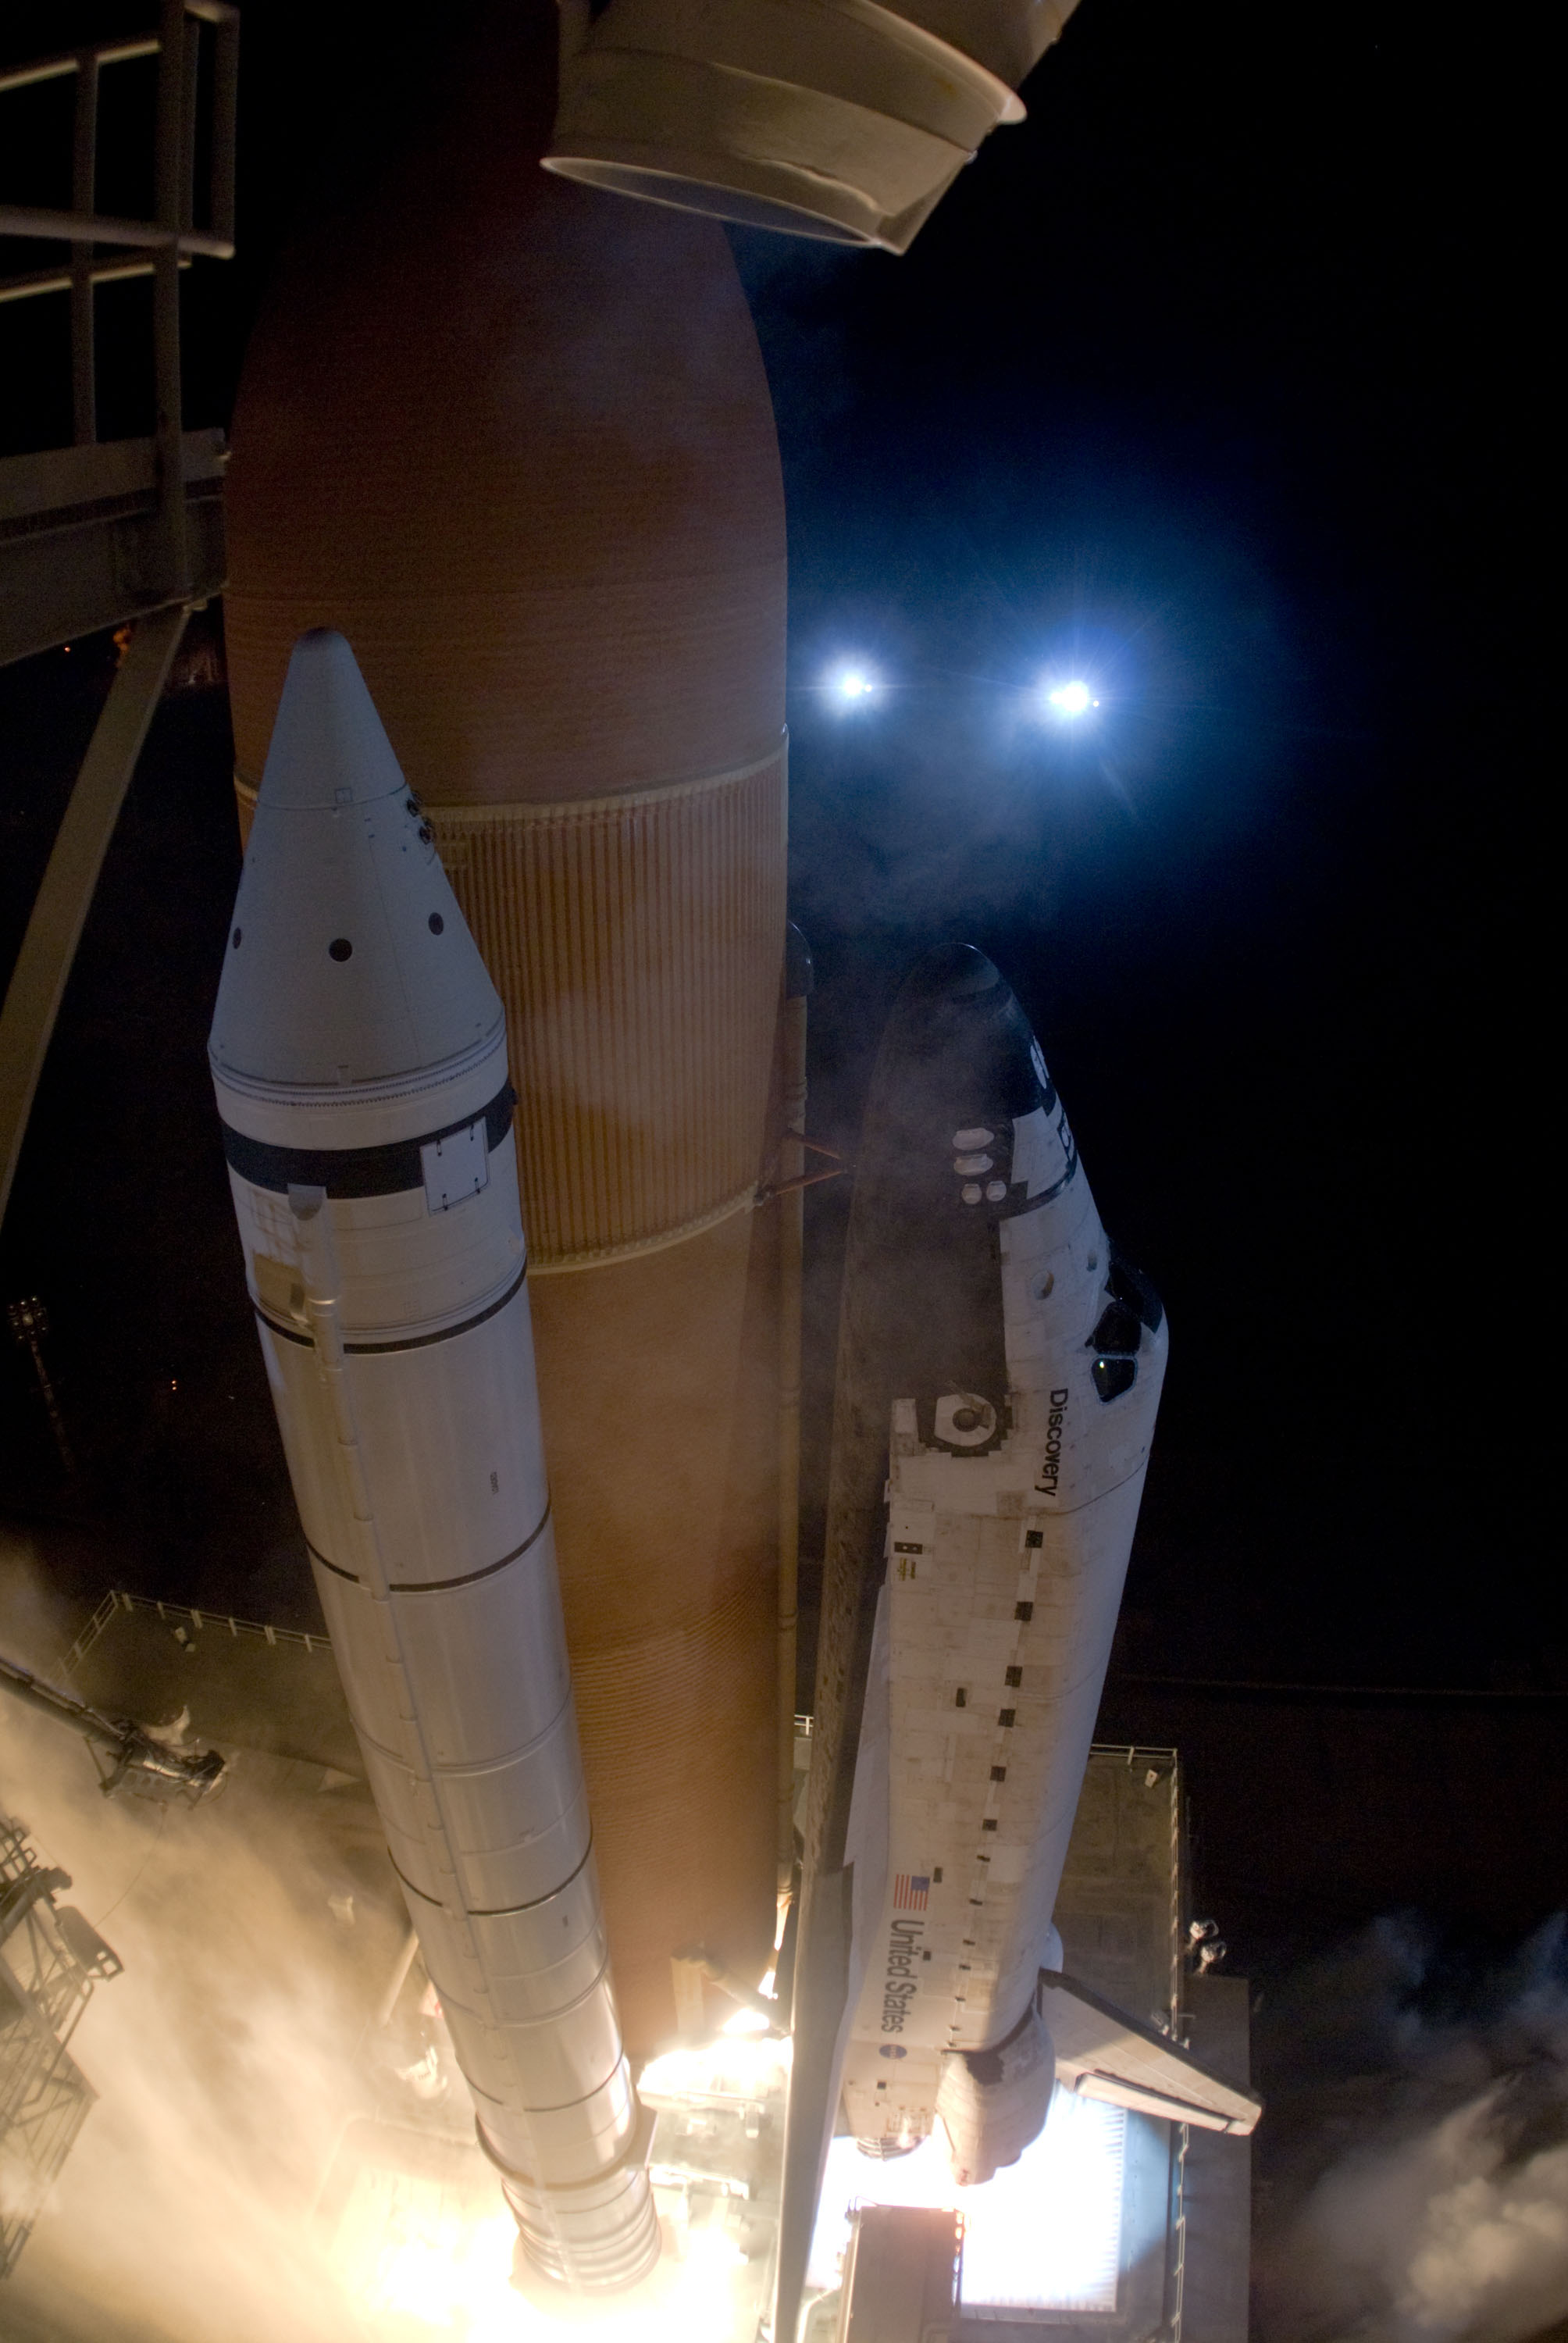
left=777, top=946, right=1257, bottom=2334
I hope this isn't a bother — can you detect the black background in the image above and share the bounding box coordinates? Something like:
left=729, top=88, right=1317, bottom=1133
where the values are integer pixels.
left=0, top=0, right=1554, bottom=2295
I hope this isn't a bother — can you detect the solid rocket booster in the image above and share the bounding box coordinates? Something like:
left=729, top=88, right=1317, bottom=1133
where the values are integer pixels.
left=223, top=3, right=787, bottom=2055
left=780, top=947, right=1167, bottom=2321
left=208, top=630, right=658, bottom=2291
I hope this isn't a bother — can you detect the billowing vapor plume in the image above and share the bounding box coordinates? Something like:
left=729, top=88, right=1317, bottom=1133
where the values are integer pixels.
left=1254, top=1915, right=1568, bottom=2343
left=1, top=1540, right=407, bottom=2343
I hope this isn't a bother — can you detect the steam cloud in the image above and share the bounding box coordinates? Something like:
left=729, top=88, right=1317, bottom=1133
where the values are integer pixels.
left=2, top=1538, right=410, bottom=2343
left=1254, top=1914, right=1568, bottom=2343
left=9, top=1563, right=1568, bottom=2343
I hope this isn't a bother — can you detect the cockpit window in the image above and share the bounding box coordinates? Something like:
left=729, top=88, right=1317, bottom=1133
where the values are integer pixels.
left=1108, top=1246, right=1164, bottom=1334
left=1089, top=1300, right=1142, bottom=1357
left=1092, top=1356, right=1138, bottom=1403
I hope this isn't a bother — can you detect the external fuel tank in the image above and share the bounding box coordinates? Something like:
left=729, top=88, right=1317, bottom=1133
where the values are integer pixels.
left=223, top=4, right=788, bottom=2056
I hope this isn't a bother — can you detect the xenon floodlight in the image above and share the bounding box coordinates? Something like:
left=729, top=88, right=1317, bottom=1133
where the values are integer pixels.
left=1044, top=679, right=1098, bottom=720
left=828, top=664, right=880, bottom=708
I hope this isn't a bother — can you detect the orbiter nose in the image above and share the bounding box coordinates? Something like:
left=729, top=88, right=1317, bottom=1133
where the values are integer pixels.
left=885, top=944, right=1039, bottom=1107
left=209, top=629, right=502, bottom=1099
left=857, top=943, right=1078, bottom=1228
left=867, top=942, right=1049, bottom=1162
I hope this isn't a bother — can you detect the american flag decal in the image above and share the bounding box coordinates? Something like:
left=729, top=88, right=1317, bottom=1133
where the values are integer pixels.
left=893, top=1874, right=930, bottom=1910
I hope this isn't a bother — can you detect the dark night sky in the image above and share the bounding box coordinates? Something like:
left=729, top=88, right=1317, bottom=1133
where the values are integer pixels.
left=2, top=0, right=1552, bottom=2081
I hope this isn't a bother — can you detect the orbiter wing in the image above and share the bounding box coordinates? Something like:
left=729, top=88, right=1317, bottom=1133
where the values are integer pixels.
left=1039, top=1969, right=1262, bottom=2135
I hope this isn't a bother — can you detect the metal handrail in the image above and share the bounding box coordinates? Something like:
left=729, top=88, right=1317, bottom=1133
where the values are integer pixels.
left=0, top=3, right=241, bottom=456
left=0, top=39, right=159, bottom=96
left=0, top=9, right=242, bottom=1227
left=0, top=205, right=233, bottom=259
left=59, top=1587, right=332, bottom=1681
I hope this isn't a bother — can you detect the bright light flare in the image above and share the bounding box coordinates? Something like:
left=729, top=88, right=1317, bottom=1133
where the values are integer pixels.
left=827, top=664, right=878, bottom=707
left=340, top=2031, right=792, bottom=2338
left=720, top=1964, right=779, bottom=2035
left=639, top=2031, right=790, bottom=2106
left=347, top=2197, right=747, bottom=2343
left=1043, top=679, right=1098, bottom=719
left=807, top=2090, right=1127, bottom=2313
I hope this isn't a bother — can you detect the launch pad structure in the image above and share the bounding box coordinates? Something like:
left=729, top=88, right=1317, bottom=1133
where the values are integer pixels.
left=0, top=1814, right=123, bottom=2281
left=0, top=0, right=238, bottom=1226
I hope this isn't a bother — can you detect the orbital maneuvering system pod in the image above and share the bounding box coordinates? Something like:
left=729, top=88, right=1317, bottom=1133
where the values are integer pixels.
left=208, top=630, right=658, bottom=2290
left=775, top=946, right=1258, bottom=2339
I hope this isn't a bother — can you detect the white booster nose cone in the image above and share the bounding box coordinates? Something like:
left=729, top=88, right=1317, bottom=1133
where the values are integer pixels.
left=211, top=628, right=502, bottom=1096
left=208, top=631, right=658, bottom=2291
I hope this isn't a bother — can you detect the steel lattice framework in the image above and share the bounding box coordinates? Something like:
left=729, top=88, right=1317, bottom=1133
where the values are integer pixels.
left=0, top=1812, right=119, bottom=2279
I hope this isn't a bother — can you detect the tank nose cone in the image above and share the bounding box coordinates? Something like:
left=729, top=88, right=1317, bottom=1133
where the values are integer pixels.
left=209, top=630, right=503, bottom=1093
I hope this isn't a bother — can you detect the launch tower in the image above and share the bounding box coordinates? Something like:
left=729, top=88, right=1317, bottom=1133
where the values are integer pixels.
left=0, top=1815, right=123, bottom=2280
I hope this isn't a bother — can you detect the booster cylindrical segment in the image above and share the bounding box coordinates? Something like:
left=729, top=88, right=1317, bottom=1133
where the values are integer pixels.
left=546, top=0, right=1082, bottom=253
left=209, top=629, right=657, bottom=2291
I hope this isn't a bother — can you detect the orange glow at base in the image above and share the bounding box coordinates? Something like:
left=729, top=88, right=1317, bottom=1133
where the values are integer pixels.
left=333, top=2173, right=753, bottom=2343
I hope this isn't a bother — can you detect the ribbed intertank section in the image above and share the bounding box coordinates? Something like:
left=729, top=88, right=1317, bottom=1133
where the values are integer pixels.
left=211, top=631, right=658, bottom=2289
left=223, top=2, right=788, bottom=2055
left=432, top=758, right=787, bottom=1261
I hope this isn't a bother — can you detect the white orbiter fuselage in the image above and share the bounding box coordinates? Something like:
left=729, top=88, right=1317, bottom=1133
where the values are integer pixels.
left=777, top=966, right=1260, bottom=2343
left=831, top=957, right=1167, bottom=2180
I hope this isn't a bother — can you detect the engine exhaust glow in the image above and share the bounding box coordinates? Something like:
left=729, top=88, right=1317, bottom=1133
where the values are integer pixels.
left=353, top=2206, right=747, bottom=2339
left=807, top=2088, right=1128, bottom=2314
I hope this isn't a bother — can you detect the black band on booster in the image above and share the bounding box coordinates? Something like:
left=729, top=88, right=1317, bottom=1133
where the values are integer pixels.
left=220, top=1082, right=516, bottom=1198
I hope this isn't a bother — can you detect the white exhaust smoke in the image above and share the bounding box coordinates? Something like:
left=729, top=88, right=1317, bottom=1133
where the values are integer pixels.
left=1255, top=1915, right=1568, bottom=2343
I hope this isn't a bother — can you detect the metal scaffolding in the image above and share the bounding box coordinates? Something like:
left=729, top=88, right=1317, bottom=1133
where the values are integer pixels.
left=0, top=2, right=240, bottom=1223
left=0, top=1813, right=123, bottom=2279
